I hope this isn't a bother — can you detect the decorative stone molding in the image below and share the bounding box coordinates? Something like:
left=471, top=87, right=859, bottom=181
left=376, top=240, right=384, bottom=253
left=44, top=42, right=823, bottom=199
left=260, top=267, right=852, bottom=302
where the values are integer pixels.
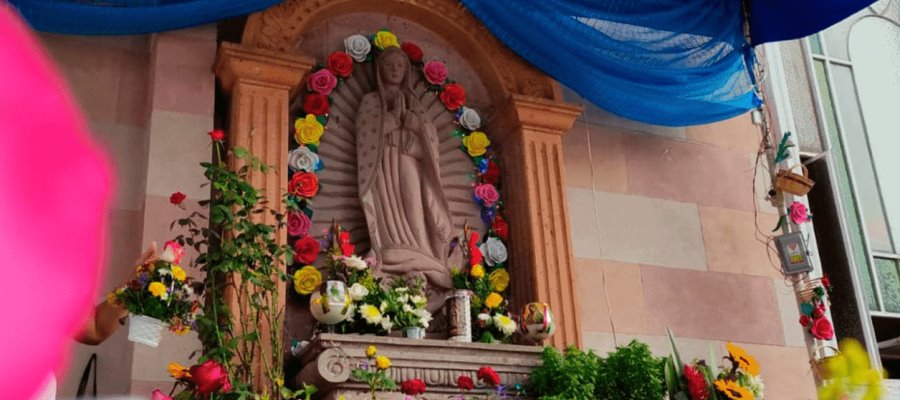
left=294, top=334, right=542, bottom=398
left=240, top=0, right=558, bottom=102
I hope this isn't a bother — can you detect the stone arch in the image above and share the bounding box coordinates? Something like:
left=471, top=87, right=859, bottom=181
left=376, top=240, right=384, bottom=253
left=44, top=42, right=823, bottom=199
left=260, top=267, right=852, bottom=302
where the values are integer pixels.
left=240, top=0, right=559, bottom=104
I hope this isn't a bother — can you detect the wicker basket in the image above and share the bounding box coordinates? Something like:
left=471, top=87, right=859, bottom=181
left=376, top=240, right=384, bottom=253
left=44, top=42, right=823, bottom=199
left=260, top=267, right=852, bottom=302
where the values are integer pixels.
left=810, top=345, right=840, bottom=380
left=128, top=314, right=168, bottom=347
left=776, top=165, right=815, bottom=196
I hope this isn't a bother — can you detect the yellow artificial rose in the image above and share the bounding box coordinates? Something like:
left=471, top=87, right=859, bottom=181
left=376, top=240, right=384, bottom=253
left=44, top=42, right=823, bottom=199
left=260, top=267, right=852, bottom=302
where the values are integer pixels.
left=294, top=114, right=324, bottom=145
left=462, top=131, right=491, bottom=157
left=173, top=325, right=191, bottom=336
left=375, top=355, right=392, bottom=370
left=148, top=281, right=168, bottom=299
left=484, top=292, right=503, bottom=309
left=366, top=345, right=378, bottom=358
left=293, top=265, right=323, bottom=295
left=374, top=31, right=399, bottom=50
left=470, top=264, right=485, bottom=279
left=489, top=268, right=510, bottom=292
left=168, top=362, right=191, bottom=379
left=171, top=265, right=187, bottom=282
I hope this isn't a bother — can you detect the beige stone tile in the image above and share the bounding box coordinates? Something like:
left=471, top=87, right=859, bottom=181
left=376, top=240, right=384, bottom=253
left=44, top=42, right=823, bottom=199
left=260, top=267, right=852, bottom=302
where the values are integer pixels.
left=773, top=278, right=807, bottom=347
left=582, top=331, right=617, bottom=355
left=583, top=106, right=687, bottom=140
left=91, top=122, right=149, bottom=211
left=144, top=110, right=213, bottom=198
left=600, top=260, right=649, bottom=334
left=593, top=191, right=707, bottom=270
left=574, top=258, right=612, bottom=332
left=150, top=63, right=215, bottom=115
left=563, top=122, right=628, bottom=193
left=641, top=265, right=786, bottom=345
left=740, top=343, right=818, bottom=400
left=699, top=205, right=784, bottom=278
left=153, top=32, right=217, bottom=69
left=615, top=333, right=725, bottom=363
left=566, top=187, right=603, bottom=259
left=685, top=113, right=763, bottom=153
left=132, top=331, right=202, bottom=382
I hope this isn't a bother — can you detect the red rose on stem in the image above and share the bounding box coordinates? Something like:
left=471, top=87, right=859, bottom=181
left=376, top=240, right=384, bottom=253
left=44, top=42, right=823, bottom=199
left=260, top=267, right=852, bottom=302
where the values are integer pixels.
left=187, top=360, right=232, bottom=397
left=799, top=314, right=813, bottom=327
left=683, top=364, right=709, bottom=400
left=169, top=191, right=186, bottom=205
left=482, top=160, right=501, bottom=185
left=400, top=378, right=427, bottom=395
left=303, top=93, right=330, bottom=116
left=457, top=375, right=474, bottom=391
left=326, top=51, right=353, bottom=78
left=208, top=129, right=225, bottom=141
left=440, top=83, right=466, bottom=111
left=289, top=172, right=319, bottom=198
left=811, top=317, right=835, bottom=340
left=401, top=42, right=423, bottom=62
left=293, top=236, right=321, bottom=264
left=492, top=215, right=509, bottom=241
left=468, top=231, right=483, bottom=266
left=477, top=366, right=500, bottom=387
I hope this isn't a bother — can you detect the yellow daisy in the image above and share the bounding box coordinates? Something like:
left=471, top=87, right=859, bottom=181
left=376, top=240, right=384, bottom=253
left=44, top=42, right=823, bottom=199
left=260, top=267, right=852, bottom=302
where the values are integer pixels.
left=171, top=265, right=187, bottom=282
left=148, top=281, right=168, bottom=299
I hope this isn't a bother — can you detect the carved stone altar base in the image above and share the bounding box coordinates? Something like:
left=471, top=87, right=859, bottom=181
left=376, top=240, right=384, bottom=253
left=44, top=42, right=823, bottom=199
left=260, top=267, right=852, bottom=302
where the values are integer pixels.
left=293, top=334, right=542, bottom=399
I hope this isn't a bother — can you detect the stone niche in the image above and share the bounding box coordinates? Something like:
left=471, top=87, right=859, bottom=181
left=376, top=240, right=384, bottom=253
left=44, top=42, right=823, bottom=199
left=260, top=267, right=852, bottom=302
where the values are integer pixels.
left=293, top=334, right=542, bottom=399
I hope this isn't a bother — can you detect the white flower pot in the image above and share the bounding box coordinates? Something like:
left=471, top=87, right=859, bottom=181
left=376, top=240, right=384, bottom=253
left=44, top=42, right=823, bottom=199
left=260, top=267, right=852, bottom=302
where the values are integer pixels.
left=310, top=280, right=352, bottom=326
left=405, top=326, right=425, bottom=339
left=128, top=314, right=168, bottom=347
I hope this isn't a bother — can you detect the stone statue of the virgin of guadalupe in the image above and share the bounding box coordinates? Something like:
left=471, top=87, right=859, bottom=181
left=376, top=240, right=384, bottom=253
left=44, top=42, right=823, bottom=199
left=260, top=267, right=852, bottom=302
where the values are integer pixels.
left=355, top=47, right=457, bottom=290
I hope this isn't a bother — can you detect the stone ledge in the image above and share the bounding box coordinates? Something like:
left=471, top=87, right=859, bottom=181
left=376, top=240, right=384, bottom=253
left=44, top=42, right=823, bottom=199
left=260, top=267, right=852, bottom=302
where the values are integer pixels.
left=292, top=333, right=543, bottom=399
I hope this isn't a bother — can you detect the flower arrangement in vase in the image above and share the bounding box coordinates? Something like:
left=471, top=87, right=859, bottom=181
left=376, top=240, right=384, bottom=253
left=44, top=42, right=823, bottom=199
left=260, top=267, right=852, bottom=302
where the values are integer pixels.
left=385, top=276, right=432, bottom=339
left=665, top=330, right=765, bottom=400
left=110, top=240, right=201, bottom=347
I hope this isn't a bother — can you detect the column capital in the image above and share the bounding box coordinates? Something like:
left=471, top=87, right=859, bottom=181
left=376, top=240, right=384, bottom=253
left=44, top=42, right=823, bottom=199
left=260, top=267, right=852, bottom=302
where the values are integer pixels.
left=214, top=42, right=314, bottom=97
left=496, top=94, right=583, bottom=136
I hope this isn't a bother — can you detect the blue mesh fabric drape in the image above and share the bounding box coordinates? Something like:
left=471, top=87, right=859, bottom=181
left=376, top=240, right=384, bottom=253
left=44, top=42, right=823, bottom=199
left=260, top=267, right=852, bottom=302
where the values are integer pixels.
left=461, top=0, right=760, bottom=126
left=8, top=0, right=282, bottom=35
left=749, top=0, right=877, bottom=45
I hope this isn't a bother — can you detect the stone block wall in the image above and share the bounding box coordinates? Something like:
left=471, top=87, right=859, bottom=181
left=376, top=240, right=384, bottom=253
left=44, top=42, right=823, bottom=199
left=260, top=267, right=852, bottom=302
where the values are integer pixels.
left=561, top=88, right=817, bottom=399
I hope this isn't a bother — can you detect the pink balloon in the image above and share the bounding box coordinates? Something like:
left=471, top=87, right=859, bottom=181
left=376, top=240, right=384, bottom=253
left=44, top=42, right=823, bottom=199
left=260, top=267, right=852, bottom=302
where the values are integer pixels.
left=0, top=6, right=113, bottom=399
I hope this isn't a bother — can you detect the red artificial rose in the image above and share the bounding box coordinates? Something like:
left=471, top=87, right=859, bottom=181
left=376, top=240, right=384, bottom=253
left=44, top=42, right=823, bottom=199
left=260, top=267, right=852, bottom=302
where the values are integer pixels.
left=326, top=51, right=353, bottom=78
left=821, top=275, right=832, bottom=290
left=482, top=160, right=501, bottom=185
left=208, top=129, right=225, bottom=142
left=468, top=231, right=483, bottom=266
left=810, top=317, right=835, bottom=340
left=303, top=93, right=330, bottom=116
left=293, top=236, right=321, bottom=264
left=338, top=231, right=355, bottom=256
left=289, top=172, right=319, bottom=198
left=813, top=304, right=826, bottom=318
left=187, top=360, right=232, bottom=397
left=401, top=42, right=423, bottom=62
left=440, top=83, right=467, bottom=111
left=457, top=375, right=474, bottom=391
left=683, top=364, right=709, bottom=400
left=476, top=366, right=500, bottom=387
left=400, top=378, right=427, bottom=395
left=169, top=191, right=186, bottom=205
left=492, top=215, right=509, bottom=241
left=799, top=314, right=813, bottom=327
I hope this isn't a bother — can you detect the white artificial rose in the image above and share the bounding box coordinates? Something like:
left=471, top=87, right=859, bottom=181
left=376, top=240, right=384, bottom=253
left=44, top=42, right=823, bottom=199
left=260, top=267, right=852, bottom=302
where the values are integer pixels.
left=477, top=313, right=492, bottom=325
left=344, top=34, right=371, bottom=63
left=402, top=304, right=413, bottom=312
left=479, top=237, right=508, bottom=266
left=381, top=316, right=394, bottom=332
left=410, top=295, right=426, bottom=307
left=379, top=300, right=388, bottom=312
left=413, top=309, right=432, bottom=328
left=288, top=146, right=320, bottom=172
left=458, top=107, right=482, bottom=131
left=349, top=283, right=369, bottom=301
left=343, top=255, right=368, bottom=270
left=397, top=294, right=410, bottom=305
left=395, top=287, right=409, bottom=293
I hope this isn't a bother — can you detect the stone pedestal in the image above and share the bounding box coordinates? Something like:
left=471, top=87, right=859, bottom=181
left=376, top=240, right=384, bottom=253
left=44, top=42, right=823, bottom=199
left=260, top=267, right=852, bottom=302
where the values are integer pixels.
left=292, top=334, right=542, bottom=399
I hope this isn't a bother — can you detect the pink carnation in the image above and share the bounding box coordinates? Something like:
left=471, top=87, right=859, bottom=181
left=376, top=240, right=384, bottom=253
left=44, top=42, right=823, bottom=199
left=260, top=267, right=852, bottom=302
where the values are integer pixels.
left=307, top=68, right=338, bottom=96
left=474, top=183, right=499, bottom=207
left=160, top=240, right=185, bottom=264
left=288, top=212, right=312, bottom=238
left=423, top=61, right=448, bottom=85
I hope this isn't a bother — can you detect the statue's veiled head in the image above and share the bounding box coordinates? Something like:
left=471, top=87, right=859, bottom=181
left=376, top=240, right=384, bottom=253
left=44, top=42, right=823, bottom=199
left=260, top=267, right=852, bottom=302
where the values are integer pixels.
left=375, top=47, right=416, bottom=94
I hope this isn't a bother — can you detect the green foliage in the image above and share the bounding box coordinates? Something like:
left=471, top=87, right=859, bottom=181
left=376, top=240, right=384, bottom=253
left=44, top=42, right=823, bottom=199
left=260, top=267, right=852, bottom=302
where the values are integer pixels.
left=530, top=346, right=602, bottom=400
left=774, top=131, right=794, bottom=163
left=595, top=340, right=665, bottom=400
left=351, top=365, right=397, bottom=400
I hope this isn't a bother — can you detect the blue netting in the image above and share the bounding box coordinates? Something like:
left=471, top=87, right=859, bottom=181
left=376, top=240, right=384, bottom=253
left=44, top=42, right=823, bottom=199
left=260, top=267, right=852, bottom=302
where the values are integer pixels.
left=8, top=0, right=281, bottom=35
left=749, top=0, right=877, bottom=45
left=461, top=0, right=760, bottom=126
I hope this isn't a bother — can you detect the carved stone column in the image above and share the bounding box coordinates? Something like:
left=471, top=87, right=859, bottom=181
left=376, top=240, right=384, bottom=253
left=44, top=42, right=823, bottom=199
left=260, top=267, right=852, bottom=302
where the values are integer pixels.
left=214, top=42, right=314, bottom=387
left=491, top=94, right=584, bottom=349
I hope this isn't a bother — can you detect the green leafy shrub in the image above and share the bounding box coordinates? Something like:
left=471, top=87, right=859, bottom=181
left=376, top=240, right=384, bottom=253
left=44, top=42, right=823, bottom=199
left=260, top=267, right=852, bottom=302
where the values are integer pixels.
left=530, top=346, right=602, bottom=399
left=595, top=340, right=666, bottom=400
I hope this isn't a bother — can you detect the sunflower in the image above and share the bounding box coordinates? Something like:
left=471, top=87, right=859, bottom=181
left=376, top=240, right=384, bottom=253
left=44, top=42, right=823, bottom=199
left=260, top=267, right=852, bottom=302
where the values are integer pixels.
left=726, top=342, right=761, bottom=376
left=714, top=380, right=754, bottom=400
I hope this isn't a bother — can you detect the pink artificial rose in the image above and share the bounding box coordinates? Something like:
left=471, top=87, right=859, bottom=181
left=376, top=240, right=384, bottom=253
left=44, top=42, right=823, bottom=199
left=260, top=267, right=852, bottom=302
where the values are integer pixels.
left=188, top=360, right=232, bottom=396
left=288, top=212, right=312, bottom=237
left=151, top=389, right=173, bottom=400
left=810, top=317, right=835, bottom=340
left=423, top=61, right=448, bottom=85
left=789, top=201, right=810, bottom=224
left=474, top=183, right=500, bottom=207
left=160, top=240, right=185, bottom=264
left=307, top=68, right=338, bottom=96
